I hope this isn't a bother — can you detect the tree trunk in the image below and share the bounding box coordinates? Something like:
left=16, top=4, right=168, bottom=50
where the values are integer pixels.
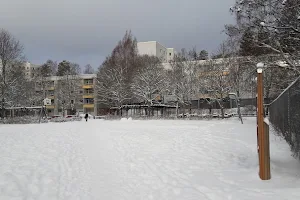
left=1, top=65, right=6, bottom=119
left=176, top=101, right=179, bottom=118
left=216, top=100, right=224, bottom=119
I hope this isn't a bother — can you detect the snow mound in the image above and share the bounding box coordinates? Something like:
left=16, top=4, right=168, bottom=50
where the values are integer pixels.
left=121, top=117, right=133, bottom=121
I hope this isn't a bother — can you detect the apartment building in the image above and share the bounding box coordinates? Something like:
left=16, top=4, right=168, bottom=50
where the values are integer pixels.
left=24, top=62, right=41, bottom=79
left=137, top=41, right=175, bottom=62
left=35, top=74, right=97, bottom=116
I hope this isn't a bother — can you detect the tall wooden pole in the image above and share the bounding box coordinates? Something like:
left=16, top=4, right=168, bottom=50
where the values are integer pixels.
left=257, top=66, right=271, bottom=180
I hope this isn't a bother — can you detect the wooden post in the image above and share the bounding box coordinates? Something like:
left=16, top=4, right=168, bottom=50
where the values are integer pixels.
left=257, top=67, right=271, bottom=180
left=263, top=121, right=271, bottom=179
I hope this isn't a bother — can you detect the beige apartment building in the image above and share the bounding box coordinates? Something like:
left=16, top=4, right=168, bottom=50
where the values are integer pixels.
left=35, top=74, right=97, bottom=116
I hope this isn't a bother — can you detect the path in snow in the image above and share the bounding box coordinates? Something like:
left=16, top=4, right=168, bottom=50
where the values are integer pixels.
left=0, top=118, right=300, bottom=200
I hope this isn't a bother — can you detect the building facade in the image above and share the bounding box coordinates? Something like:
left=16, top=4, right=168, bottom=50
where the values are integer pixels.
left=35, top=74, right=97, bottom=116
left=24, top=62, right=41, bottom=79
left=137, top=41, right=175, bottom=62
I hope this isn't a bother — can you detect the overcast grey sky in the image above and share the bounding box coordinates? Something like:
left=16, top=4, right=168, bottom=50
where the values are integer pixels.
left=0, top=0, right=235, bottom=69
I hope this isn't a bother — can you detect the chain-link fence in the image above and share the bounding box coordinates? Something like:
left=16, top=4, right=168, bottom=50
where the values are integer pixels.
left=269, top=77, right=300, bottom=159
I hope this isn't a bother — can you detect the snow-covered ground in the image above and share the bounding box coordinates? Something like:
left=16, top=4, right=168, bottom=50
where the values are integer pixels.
left=0, top=118, right=300, bottom=200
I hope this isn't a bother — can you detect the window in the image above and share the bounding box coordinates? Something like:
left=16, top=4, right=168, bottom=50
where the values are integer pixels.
left=84, top=79, right=93, bottom=85
left=84, top=98, right=94, bottom=104
left=49, top=81, right=55, bottom=87
left=84, top=89, right=94, bottom=94
left=71, top=100, right=74, bottom=104
left=169, top=53, right=172, bottom=56
left=80, top=90, right=83, bottom=94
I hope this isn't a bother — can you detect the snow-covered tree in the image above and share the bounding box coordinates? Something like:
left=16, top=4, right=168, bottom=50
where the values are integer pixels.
left=131, top=55, right=167, bottom=115
left=0, top=29, right=24, bottom=118
left=169, top=49, right=199, bottom=115
left=1, top=62, right=31, bottom=107
left=96, top=31, right=139, bottom=113
left=97, top=60, right=130, bottom=111
left=230, top=0, right=300, bottom=74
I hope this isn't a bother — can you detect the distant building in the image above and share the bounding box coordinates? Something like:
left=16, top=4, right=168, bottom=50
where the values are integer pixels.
left=23, top=62, right=41, bottom=79
left=137, top=41, right=175, bottom=62
left=34, top=74, right=97, bottom=116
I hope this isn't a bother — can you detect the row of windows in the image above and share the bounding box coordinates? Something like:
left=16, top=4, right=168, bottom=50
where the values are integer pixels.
left=159, top=49, right=172, bottom=56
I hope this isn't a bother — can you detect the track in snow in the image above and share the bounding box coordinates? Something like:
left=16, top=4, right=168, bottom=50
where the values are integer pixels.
left=0, top=123, right=92, bottom=200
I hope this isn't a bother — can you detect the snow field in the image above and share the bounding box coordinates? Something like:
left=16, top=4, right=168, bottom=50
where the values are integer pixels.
left=0, top=118, right=300, bottom=200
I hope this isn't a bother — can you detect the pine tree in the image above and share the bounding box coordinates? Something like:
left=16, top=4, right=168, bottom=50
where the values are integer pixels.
left=40, top=62, right=52, bottom=77
left=278, top=0, right=300, bottom=53
left=239, top=28, right=273, bottom=56
left=198, top=50, right=208, bottom=60
left=239, top=28, right=257, bottom=56
left=57, top=60, right=71, bottom=76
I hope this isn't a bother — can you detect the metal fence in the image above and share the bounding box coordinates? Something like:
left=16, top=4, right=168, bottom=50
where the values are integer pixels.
left=269, top=77, right=300, bottom=159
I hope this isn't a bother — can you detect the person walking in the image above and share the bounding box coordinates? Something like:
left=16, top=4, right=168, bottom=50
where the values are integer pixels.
left=84, top=113, right=89, bottom=122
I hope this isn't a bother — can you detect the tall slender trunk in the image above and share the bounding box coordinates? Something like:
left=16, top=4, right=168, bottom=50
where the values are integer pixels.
left=1, top=65, right=6, bottom=119
left=216, top=99, right=224, bottom=119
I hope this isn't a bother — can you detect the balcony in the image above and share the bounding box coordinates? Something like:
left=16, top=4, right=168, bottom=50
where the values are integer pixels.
left=46, top=105, right=55, bottom=109
left=82, top=84, right=93, bottom=89
left=47, top=86, right=55, bottom=91
left=48, top=96, right=55, bottom=99
left=83, top=94, right=94, bottom=99
left=83, top=104, right=94, bottom=108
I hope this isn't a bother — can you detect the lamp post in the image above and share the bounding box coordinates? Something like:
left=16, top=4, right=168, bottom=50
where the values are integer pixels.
left=256, top=62, right=271, bottom=180
left=228, top=92, right=243, bottom=124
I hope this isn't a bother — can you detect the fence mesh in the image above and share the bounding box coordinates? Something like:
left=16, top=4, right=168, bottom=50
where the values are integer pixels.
left=269, top=77, right=300, bottom=159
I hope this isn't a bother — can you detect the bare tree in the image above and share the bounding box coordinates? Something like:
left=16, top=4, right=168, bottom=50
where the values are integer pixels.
left=84, top=64, right=94, bottom=74
left=31, top=66, right=53, bottom=106
left=200, top=59, right=232, bottom=118
left=0, top=29, right=24, bottom=118
left=169, top=49, right=199, bottom=116
left=131, top=55, right=167, bottom=115
left=56, top=74, right=80, bottom=116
